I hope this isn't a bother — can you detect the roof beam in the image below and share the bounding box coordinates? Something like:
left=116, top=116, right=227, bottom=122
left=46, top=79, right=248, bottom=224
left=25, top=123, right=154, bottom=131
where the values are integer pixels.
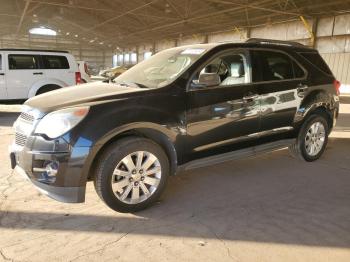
left=165, top=0, right=184, bottom=19
left=26, top=0, right=114, bottom=12
left=85, top=0, right=158, bottom=32
left=205, top=0, right=306, bottom=17
left=16, top=0, right=31, bottom=35
left=122, top=0, right=273, bottom=39
left=130, top=12, right=178, bottom=20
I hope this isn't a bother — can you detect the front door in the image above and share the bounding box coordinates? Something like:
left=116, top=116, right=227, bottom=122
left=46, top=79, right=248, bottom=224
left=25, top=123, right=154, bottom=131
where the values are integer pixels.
left=0, top=53, right=7, bottom=99
left=185, top=49, right=260, bottom=161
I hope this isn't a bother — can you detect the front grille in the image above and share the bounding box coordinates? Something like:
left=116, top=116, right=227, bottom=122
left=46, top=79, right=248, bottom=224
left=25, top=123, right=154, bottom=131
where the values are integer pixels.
left=19, top=112, right=34, bottom=123
left=15, top=132, right=27, bottom=147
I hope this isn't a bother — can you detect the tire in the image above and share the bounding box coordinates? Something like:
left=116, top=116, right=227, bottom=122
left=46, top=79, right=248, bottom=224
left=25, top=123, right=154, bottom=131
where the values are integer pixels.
left=94, top=137, right=169, bottom=213
left=36, top=85, right=61, bottom=95
left=289, top=114, right=329, bottom=162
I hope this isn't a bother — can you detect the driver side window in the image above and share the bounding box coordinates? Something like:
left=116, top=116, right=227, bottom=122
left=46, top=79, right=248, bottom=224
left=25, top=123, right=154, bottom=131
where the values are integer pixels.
left=191, top=52, right=250, bottom=88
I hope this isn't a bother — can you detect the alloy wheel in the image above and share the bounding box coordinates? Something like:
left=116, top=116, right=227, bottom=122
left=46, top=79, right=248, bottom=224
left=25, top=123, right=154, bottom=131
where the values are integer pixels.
left=305, top=121, right=326, bottom=156
left=111, top=151, right=161, bottom=204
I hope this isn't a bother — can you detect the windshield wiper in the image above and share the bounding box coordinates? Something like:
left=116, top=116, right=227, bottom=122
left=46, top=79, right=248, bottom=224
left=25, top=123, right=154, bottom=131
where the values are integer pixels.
left=109, top=80, right=149, bottom=89
left=130, top=82, right=148, bottom=88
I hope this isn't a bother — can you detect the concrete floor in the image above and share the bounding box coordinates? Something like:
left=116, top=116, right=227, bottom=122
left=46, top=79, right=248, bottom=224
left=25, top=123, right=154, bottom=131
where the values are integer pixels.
left=0, top=100, right=350, bottom=262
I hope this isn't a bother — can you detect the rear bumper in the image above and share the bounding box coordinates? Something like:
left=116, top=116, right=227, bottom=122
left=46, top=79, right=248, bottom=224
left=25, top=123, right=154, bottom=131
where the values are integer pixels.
left=14, top=165, right=86, bottom=203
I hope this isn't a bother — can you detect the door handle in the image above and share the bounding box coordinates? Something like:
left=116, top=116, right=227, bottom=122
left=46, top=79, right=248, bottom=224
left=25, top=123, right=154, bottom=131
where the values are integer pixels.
left=0, top=73, right=4, bottom=76
left=243, top=94, right=259, bottom=100
left=297, top=84, right=308, bottom=92
left=33, top=72, right=43, bottom=75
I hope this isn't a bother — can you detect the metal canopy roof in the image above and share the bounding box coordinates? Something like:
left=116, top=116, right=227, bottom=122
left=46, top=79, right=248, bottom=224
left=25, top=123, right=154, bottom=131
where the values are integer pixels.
left=0, top=0, right=350, bottom=49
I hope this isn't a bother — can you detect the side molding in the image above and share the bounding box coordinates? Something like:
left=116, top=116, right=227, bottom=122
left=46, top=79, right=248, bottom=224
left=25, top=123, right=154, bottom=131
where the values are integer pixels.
left=178, top=139, right=295, bottom=172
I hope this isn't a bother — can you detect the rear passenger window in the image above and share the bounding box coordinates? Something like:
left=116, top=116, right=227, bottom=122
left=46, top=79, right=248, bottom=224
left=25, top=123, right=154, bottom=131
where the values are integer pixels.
left=0, top=55, right=2, bottom=70
left=42, top=55, right=69, bottom=69
left=256, top=51, right=294, bottom=81
left=8, top=54, right=39, bottom=70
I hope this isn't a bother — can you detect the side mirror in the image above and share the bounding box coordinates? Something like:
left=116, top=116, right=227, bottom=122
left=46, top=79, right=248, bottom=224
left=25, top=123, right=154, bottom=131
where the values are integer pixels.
left=197, top=73, right=220, bottom=87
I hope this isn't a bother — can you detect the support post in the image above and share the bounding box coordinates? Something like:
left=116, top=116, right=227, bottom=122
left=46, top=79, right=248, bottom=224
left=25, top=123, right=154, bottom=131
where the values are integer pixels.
left=234, top=27, right=246, bottom=40
left=300, top=15, right=315, bottom=47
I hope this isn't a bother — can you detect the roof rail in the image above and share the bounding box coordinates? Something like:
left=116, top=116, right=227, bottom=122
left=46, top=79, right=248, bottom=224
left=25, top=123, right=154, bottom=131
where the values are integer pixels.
left=246, top=38, right=305, bottom=47
left=0, top=48, right=69, bottom=53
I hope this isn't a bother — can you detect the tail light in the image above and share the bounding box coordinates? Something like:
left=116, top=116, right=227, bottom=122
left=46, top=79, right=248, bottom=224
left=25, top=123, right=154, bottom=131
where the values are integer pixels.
left=75, top=72, right=82, bottom=85
left=333, top=79, right=341, bottom=96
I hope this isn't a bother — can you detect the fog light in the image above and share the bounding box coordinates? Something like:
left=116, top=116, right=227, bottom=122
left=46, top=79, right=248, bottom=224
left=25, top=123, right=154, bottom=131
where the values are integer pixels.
left=37, top=161, right=59, bottom=184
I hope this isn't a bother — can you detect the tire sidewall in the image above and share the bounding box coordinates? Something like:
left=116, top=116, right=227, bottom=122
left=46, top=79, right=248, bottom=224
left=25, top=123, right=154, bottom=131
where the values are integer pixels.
left=95, top=138, right=169, bottom=213
left=298, top=115, right=329, bottom=162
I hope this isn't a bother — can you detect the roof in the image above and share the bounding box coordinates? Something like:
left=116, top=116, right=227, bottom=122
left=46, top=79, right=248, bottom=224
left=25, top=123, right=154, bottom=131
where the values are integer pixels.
left=174, top=39, right=314, bottom=52
left=0, top=49, right=69, bottom=53
left=1, top=0, right=350, bottom=49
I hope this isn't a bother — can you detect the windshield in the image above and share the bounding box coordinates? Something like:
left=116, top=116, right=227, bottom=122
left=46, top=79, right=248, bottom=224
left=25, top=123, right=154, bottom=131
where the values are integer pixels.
left=113, top=46, right=208, bottom=88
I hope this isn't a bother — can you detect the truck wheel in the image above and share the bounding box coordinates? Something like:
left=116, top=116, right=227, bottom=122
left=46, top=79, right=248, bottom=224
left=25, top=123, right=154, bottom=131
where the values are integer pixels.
left=94, top=137, right=169, bottom=213
left=289, top=114, right=329, bottom=162
left=36, top=85, right=61, bottom=95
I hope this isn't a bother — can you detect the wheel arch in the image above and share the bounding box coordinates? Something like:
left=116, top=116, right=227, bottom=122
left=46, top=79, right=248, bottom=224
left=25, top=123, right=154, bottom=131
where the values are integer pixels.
left=28, top=79, right=66, bottom=97
left=294, top=89, right=336, bottom=132
left=84, top=124, right=179, bottom=183
left=35, top=84, right=62, bottom=95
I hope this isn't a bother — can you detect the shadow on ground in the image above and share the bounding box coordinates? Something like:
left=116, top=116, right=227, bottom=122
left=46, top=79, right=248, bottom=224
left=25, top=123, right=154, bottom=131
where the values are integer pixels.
left=0, top=112, right=20, bottom=127
left=1, top=137, right=350, bottom=249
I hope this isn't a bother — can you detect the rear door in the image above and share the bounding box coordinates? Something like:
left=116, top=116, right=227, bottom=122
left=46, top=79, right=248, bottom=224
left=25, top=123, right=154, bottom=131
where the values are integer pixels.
left=0, top=53, right=7, bottom=99
left=251, top=49, right=306, bottom=134
left=6, top=53, right=44, bottom=99
left=41, top=54, right=75, bottom=86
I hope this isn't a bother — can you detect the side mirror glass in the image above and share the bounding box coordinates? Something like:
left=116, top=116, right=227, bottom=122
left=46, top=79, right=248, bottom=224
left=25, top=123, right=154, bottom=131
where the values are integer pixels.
left=197, top=73, right=220, bottom=87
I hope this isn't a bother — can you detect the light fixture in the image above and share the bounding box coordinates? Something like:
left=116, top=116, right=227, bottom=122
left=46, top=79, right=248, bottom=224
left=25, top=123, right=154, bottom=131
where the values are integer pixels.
left=75, top=34, right=78, bottom=37
left=99, top=42, right=104, bottom=45
left=66, top=32, right=70, bottom=35
left=89, top=39, right=95, bottom=43
left=29, top=27, right=57, bottom=36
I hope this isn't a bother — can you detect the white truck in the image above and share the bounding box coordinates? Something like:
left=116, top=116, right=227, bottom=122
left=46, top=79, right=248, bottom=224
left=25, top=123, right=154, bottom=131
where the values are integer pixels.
left=0, top=49, right=81, bottom=100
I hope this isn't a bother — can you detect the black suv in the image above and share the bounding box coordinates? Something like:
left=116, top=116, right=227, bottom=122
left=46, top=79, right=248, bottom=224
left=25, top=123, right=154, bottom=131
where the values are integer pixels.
left=10, top=39, right=340, bottom=212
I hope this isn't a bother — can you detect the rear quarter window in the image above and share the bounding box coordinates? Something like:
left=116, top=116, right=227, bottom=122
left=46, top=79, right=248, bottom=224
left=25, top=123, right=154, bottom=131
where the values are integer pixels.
left=42, top=55, right=70, bottom=69
left=8, top=54, right=39, bottom=70
left=299, top=52, right=332, bottom=75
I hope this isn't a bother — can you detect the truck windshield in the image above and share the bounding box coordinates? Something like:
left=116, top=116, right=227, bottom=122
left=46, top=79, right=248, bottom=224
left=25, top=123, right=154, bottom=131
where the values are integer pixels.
left=113, top=47, right=208, bottom=88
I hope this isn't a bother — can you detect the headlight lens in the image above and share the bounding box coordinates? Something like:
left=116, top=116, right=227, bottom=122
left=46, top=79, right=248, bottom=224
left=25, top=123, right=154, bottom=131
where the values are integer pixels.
left=35, top=106, right=89, bottom=139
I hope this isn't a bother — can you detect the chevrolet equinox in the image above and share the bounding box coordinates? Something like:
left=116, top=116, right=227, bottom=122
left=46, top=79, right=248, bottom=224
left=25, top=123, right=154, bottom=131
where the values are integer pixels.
left=10, top=39, right=340, bottom=212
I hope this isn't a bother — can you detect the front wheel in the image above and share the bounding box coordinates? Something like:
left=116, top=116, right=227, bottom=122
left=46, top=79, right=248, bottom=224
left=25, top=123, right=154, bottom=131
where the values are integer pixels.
left=94, top=137, right=169, bottom=213
left=289, top=114, right=329, bottom=162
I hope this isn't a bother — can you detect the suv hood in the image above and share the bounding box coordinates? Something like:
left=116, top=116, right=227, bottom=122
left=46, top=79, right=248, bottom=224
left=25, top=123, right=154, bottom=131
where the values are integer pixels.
left=25, top=82, right=147, bottom=113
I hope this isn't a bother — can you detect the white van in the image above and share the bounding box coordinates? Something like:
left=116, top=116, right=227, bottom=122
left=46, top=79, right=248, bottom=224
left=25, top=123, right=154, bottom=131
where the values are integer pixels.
left=0, top=49, right=81, bottom=100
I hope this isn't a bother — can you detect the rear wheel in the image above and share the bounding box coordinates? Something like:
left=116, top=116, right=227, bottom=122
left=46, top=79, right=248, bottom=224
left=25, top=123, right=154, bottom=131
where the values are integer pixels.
left=289, top=114, right=329, bottom=161
left=94, top=137, right=169, bottom=213
left=36, top=85, right=61, bottom=95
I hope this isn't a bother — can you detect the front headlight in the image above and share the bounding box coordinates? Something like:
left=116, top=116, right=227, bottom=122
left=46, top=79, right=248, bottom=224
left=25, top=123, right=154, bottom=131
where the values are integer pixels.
left=35, top=106, right=89, bottom=139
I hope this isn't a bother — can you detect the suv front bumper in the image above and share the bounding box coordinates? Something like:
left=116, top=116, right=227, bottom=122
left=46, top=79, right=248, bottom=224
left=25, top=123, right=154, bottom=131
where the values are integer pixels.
left=9, top=135, right=89, bottom=203
left=13, top=164, right=85, bottom=203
